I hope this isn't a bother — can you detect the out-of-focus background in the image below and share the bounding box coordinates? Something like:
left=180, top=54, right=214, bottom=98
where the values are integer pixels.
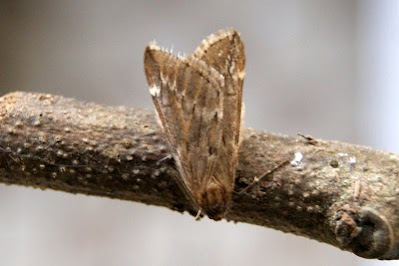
left=0, top=0, right=398, bottom=265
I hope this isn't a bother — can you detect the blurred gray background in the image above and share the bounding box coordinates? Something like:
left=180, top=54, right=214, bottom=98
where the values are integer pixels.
left=0, top=0, right=398, bottom=265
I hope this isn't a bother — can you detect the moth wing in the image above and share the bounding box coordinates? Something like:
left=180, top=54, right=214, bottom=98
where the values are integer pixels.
left=190, top=29, right=245, bottom=187
left=144, top=43, right=225, bottom=198
left=144, top=44, right=188, bottom=151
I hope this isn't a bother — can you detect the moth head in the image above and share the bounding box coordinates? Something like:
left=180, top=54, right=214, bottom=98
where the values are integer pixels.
left=198, top=183, right=231, bottom=221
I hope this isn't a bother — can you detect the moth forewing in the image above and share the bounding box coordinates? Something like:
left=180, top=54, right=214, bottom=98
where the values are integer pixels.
left=144, top=29, right=245, bottom=220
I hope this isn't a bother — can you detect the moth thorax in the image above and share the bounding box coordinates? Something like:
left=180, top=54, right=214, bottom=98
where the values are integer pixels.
left=199, top=182, right=231, bottom=221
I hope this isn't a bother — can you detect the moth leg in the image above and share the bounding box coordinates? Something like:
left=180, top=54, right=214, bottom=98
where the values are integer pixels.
left=156, top=154, right=173, bottom=165
left=237, top=160, right=290, bottom=194
left=195, top=209, right=203, bottom=220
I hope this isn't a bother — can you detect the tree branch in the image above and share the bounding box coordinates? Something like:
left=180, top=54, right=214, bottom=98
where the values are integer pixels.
left=1, top=91, right=398, bottom=260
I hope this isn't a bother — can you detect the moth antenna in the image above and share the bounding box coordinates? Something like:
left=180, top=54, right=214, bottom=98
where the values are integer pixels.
left=238, top=160, right=290, bottom=194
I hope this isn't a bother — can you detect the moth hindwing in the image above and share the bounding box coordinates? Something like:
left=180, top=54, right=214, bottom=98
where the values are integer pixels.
left=144, top=28, right=245, bottom=220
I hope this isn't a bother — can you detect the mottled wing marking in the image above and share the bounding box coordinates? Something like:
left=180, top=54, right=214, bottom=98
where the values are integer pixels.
left=190, top=29, right=245, bottom=193
left=144, top=29, right=245, bottom=220
left=144, top=43, right=224, bottom=195
left=191, top=28, right=245, bottom=144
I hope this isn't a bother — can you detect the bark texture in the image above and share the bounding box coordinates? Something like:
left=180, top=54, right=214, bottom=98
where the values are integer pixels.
left=1, top=91, right=399, bottom=260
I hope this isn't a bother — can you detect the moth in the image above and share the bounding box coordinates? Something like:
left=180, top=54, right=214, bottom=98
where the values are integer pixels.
left=144, top=28, right=245, bottom=220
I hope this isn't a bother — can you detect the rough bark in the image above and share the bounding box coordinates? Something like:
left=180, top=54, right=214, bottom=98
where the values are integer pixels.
left=1, top=91, right=399, bottom=260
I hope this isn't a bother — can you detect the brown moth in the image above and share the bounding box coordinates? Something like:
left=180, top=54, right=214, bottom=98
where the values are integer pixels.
left=144, top=28, right=245, bottom=220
